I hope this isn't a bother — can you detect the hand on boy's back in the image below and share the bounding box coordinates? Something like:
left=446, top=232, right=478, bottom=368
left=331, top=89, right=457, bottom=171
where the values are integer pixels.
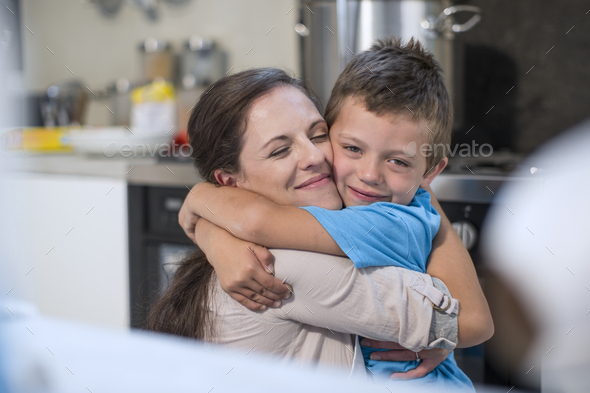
left=360, top=339, right=450, bottom=379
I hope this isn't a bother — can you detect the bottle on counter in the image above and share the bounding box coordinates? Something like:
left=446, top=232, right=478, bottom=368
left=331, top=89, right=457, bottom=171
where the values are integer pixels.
left=130, top=79, right=176, bottom=136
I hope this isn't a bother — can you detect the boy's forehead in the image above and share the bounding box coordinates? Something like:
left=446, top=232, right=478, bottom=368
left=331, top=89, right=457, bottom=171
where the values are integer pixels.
left=333, top=98, right=428, bottom=138
left=331, top=98, right=430, bottom=165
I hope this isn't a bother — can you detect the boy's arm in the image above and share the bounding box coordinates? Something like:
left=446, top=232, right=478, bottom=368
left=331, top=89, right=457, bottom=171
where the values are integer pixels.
left=424, top=186, right=494, bottom=348
left=183, top=182, right=345, bottom=256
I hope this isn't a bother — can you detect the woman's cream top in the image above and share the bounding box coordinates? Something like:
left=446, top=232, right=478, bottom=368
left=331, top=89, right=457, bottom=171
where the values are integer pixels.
left=209, top=249, right=457, bottom=376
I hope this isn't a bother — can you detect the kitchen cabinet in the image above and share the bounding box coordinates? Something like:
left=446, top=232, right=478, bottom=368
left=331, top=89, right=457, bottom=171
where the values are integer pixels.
left=5, top=172, right=129, bottom=329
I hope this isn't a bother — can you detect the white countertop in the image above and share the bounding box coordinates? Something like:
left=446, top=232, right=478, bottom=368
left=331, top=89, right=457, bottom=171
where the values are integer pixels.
left=5, top=152, right=204, bottom=187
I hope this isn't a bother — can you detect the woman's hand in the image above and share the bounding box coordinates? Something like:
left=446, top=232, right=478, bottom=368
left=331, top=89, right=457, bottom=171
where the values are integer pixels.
left=194, top=218, right=292, bottom=311
left=360, top=339, right=450, bottom=380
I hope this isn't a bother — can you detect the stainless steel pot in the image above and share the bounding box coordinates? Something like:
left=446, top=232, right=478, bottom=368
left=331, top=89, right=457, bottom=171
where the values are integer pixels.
left=178, top=36, right=227, bottom=88
left=298, top=0, right=481, bottom=128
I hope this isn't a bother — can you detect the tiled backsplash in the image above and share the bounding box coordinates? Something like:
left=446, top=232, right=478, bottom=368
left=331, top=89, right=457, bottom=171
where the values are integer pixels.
left=452, top=0, right=590, bottom=154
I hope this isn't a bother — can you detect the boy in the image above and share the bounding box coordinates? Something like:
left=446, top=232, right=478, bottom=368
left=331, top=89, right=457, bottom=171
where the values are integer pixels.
left=183, top=37, right=473, bottom=389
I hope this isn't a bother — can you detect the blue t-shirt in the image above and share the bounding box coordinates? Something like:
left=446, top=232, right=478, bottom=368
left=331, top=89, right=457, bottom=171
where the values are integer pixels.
left=302, top=188, right=440, bottom=272
left=302, top=188, right=474, bottom=390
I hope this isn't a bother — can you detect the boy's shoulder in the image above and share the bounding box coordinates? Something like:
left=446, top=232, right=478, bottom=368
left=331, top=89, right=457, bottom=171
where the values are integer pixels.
left=411, top=188, right=433, bottom=207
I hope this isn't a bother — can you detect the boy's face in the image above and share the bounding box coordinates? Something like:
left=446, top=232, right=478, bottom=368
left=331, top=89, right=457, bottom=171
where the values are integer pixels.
left=329, top=97, right=446, bottom=207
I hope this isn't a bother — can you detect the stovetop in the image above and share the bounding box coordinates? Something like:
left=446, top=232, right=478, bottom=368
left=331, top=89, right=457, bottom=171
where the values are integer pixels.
left=434, top=152, right=544, bottom=203
left=443, top=151, right=528, bottom=176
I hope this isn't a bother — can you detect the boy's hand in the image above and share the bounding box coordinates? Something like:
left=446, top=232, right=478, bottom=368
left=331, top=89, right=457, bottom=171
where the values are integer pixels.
left=179, top=185, right=202, bottom=243
left=360, top=339, right=450, bottom=379
left=206, top=231, right=292, bottom=311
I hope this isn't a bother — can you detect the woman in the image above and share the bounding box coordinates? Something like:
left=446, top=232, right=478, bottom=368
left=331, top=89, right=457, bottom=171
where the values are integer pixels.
left=149, top=68, right=492, bottom=380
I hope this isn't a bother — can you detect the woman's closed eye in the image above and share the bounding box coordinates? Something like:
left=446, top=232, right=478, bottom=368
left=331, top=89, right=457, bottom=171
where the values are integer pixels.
left=269, top=146, right=290, bottom=158
left=311, top=133, right=329, bottom=143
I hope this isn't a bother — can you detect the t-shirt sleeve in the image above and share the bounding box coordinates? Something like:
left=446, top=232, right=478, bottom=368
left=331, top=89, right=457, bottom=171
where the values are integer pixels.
left=301, top=189, right=440, bottom=272
left=302, top=204, right=416, bottom=270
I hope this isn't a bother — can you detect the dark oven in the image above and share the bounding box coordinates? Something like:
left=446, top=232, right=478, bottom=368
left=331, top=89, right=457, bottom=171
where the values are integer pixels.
left=128, top=184, right=197, bottom=329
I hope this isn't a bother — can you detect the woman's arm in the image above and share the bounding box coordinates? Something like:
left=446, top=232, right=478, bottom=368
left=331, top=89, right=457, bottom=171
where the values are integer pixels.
left=266, top=249, right=458, bottom=353
left=424, top=186, right=494, bottom=348
left=183, top=182, right=344, bottom=255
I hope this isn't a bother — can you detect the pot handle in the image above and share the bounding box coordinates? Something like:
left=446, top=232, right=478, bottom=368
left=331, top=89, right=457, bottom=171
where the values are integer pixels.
left=442, top=5, right=482, bottom=33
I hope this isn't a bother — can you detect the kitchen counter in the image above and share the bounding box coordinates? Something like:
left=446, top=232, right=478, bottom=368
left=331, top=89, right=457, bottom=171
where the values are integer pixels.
left=5, top=153, right=204, bottom=187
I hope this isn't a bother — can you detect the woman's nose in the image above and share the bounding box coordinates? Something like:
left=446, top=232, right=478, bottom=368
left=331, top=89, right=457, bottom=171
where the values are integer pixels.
left=299, top=141, right=325, bottom=170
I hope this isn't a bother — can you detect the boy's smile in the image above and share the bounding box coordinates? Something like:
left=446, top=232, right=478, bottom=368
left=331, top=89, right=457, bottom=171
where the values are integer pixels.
left=329, top=97, right=446, bottom=207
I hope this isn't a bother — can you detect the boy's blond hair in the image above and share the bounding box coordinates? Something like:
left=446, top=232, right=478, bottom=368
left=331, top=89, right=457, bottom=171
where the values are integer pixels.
left=324, top=37, right=453, bottom=171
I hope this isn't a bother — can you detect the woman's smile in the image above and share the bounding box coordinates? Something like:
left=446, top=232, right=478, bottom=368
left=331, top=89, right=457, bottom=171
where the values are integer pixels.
left=295, top=173, right=331, bottom=190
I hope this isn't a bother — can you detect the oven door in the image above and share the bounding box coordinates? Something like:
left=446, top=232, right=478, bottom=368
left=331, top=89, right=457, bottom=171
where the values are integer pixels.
left=128, top=185, right=198, bottom=328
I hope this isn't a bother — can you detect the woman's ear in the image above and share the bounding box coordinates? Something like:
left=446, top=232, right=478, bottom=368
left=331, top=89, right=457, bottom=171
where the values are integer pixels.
left=214, top=169, right=239, bottom=187
left=420, top=157, right=448, bottom=188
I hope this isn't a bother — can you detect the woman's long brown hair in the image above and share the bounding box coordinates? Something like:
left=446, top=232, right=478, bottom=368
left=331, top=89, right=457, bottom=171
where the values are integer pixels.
left=147, top=68, right=320, bottom=340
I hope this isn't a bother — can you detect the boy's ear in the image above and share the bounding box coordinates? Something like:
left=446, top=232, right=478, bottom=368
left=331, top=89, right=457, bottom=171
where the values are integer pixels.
left=420, top=157, right=448, bottom=188
left=214, top=169, right=239, bottom=187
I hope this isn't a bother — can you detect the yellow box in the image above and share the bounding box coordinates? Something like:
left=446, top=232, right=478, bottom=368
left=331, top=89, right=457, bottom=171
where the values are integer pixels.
left=20, top=127, right=73, bottom=152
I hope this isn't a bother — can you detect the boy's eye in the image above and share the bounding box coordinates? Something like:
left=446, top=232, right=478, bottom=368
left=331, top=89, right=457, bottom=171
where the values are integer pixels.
left=389, top=159, right=409, bottom=167
left=345, top=146, right=361, bottom=153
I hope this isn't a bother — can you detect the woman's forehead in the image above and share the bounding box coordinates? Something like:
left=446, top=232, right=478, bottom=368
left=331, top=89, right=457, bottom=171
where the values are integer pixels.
left=245, top=87, right=323, bottom=140
left=250, top=86, right=316, bottom=115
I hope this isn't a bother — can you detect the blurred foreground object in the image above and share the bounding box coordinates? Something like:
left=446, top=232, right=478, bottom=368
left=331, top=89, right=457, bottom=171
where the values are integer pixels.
left=483, top=119, right=590, bottom=392
left=0, top=299, right=476, bottom=393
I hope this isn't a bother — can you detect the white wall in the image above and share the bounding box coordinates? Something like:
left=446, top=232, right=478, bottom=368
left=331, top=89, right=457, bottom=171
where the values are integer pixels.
left=20, top=0, right=299, bottom=125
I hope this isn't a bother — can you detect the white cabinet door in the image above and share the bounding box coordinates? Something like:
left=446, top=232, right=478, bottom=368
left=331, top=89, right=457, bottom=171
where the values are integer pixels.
left=2, top=173, right=129, bottom=329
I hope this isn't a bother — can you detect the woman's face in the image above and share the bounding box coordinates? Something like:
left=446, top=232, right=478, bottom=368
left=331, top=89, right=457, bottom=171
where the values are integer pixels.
left=233, top=86, right=342, bottom=210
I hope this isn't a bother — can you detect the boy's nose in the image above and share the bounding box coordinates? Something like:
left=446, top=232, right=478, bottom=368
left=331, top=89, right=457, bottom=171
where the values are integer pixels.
left=359, top=162, right=382, bottom=185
